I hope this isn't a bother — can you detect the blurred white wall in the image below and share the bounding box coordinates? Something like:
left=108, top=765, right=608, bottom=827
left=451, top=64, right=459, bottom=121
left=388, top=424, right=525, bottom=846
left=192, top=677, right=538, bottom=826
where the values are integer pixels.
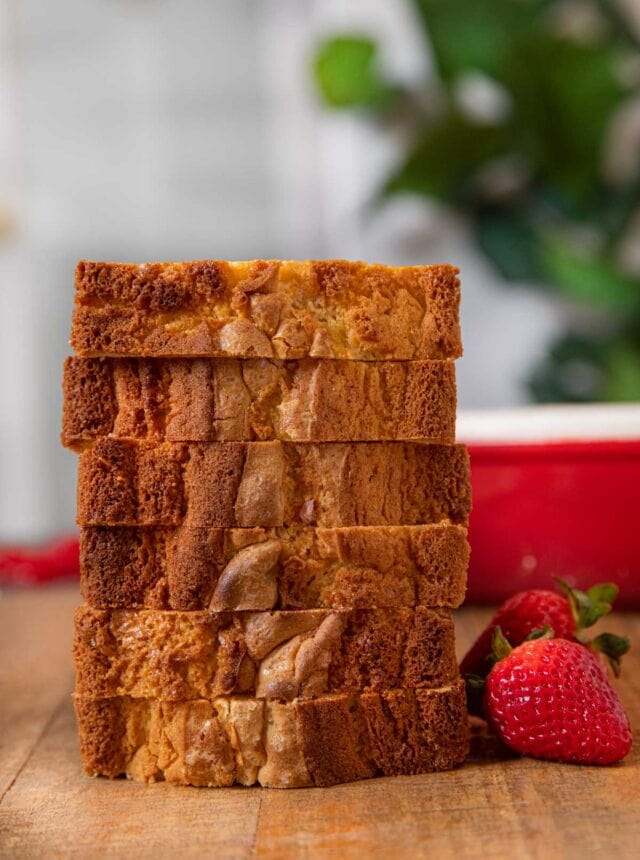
left=0, top=0, right=560, bottom=541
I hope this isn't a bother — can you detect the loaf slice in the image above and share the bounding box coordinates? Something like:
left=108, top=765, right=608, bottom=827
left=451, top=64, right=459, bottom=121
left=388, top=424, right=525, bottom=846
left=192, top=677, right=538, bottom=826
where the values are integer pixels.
left=74, top=605, right=458, bottom=701
left=62, top=356, right=457, bottom=446
left=81, top=523, right=469, bottom=611
left=75, top=682, right=468, bottom=787
left=71, top=260, right=461, bottom=361
left=76, top=439, right=471, bottom=528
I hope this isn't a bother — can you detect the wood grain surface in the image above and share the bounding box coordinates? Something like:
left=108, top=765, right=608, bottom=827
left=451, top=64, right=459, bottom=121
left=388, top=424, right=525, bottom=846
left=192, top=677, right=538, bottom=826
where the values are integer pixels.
left=0, top=585, right=638, bottom=859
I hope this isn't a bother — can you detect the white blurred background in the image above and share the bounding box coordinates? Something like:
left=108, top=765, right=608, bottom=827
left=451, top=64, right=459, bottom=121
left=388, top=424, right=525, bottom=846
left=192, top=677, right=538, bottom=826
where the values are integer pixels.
left=0, top=0, right=575, bottom=541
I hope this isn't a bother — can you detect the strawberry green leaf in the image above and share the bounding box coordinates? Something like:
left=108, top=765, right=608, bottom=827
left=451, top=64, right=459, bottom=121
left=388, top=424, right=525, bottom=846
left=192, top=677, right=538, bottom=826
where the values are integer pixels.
left=554, top=577, right=617, bottom=629
left=592, top=633, right=630, bottom=658
left=492, top=626, right=512, bottom=661
left=524, top=625, right=554, bottom=642
left=464, top=673, right=486, bottom=717
left=591, top=633, right=631, bottom=678
left=587, top=583, right=619, bottom=606
left=579, top=603, right=612, bottom=629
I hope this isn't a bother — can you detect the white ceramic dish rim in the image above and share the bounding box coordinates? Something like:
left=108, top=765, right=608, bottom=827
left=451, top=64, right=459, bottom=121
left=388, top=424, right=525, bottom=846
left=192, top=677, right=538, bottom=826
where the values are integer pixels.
left=457, top=403, right=640, bottom=444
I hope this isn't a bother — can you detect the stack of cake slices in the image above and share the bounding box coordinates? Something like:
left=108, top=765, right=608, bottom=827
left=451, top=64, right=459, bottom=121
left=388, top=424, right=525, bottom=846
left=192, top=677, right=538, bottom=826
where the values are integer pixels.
left=62, top=259, right=471, bottom=788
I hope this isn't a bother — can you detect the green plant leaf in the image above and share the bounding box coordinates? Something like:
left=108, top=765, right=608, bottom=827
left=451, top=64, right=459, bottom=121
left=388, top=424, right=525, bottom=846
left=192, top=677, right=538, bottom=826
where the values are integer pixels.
left=603, top=341, right=640, bottom=401
left=474, top=208, right=543, bottom=282
left=540, top=240, right=640, bottom=314
left=313, top=36, right=398, bottom=109
left=505, top=38, right=630, bottom=208
left=528, top=330, right=640, bottom=404
left=411, top=0, right=537, bottom=83
left=412, top=2, right=629, bottom=209
left=600, top=171, right=640, bottom=250
left=383, top=113, right=512, bottom=202
left=527, top=333, right=610, bottom=403
left=594, top=0, right=640, bottom=50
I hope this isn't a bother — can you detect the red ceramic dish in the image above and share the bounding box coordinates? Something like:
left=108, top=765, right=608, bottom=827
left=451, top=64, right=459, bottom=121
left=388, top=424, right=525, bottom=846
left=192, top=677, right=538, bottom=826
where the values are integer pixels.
left=458, top=406, right=640, bottom=609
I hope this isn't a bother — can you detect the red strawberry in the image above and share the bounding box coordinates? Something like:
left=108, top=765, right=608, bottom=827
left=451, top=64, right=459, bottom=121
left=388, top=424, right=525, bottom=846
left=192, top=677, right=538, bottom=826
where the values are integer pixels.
left=461, top=589, right=574, bottom=678
left=460, top=580, right=620, bottom=679
left=484, top=635, right=632, bottom=765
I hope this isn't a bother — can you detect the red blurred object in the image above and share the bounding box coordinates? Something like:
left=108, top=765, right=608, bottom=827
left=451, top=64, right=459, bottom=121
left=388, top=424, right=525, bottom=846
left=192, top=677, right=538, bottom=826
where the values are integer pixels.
left=0, top=534, right=80, bottom=586
left=461, top=405, right=640, bottom=609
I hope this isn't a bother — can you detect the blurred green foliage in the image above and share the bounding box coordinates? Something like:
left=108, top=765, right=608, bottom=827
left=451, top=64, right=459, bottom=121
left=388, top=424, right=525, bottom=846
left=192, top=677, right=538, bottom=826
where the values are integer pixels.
left=313, top=0, right=640, bottom=402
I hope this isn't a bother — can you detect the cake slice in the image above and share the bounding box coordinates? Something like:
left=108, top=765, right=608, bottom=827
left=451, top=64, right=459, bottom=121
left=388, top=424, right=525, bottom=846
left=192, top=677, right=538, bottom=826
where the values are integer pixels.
left=76, top=439, right=471, bottom=528
left=71, top=260, right=461, bottom=361
left=62, top=356, right=456, bottom=446
left=80, top=523, right=469, bottom=611
left=74, top=605, right=458, bottom=700
left=75, top=682, right=468, bottom=787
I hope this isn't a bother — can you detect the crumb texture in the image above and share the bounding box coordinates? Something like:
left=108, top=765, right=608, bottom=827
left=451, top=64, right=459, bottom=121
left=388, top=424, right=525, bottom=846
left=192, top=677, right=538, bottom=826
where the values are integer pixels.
left=80, top=523, right=469, bottom=611
left=66, top=257, right=469, bottom=790
left=74, top=681, right=468, bottom=786
left=71, top=260, right=462, bottom=360
left=62, top=356, right=456, bottom=446
left=76, top=439, right=471, bottom=528
left=73, top=605, right=458, bottom=701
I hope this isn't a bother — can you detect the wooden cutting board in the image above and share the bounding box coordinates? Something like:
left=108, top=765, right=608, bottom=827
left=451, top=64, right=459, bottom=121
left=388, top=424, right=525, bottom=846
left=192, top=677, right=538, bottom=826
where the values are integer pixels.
left=0, top=585, right=638, bottom=859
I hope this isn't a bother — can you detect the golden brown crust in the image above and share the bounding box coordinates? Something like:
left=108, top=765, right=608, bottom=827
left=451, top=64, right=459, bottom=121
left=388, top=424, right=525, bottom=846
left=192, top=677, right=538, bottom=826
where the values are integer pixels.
left=76, top=439, right=471, bottom=528
left=73, top=605, right=458, bottom=701
left=74, top=682, right=468, bottom=787
left=71, top=260, right=462, bottom=360
left=80, top=523, right=469, bottom=611
left=62, top=357, right=457, bottom=446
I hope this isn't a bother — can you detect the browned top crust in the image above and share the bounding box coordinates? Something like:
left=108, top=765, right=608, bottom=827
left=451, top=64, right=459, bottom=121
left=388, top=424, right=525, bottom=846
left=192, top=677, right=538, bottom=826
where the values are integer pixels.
left=76, top=439, right=471, bottom=529
left=71, top=260, right=462, bottom=360
left=62, top=356, right=457, bottom=447
left=73, top=605, right=459, bottom=701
